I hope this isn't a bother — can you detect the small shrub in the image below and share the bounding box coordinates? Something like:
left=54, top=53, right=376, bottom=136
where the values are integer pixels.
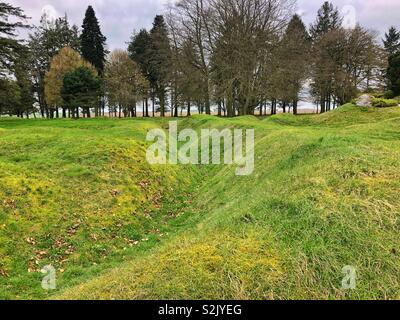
left=384, top=90, right=395, bottom=99
left=372, top=98, right=399, bottom=108
left=371, top=92, right=385, bottom=99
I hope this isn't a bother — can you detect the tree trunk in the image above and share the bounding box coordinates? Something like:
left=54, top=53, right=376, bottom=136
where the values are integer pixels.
left=145, top=98, right=149, bottom=117
left=320, top=97, right=326, bottom=114
left=174, top=98, right=178, bottom=117
left=271, top=99, right=275, bottom=115
left=205, top=85, right=211, bottom=115
left=227, top=96, right=234, bottom=117
left=152, top=96, right=155, bottom=117
left=160, top=91, right=165, bottom=117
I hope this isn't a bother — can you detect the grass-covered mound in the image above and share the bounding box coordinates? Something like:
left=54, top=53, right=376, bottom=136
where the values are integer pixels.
left=1, top=104, right=400, bottom=299
left=269, top=103, right=400, bottom=127
left=0, top=118, right=202, bottom=299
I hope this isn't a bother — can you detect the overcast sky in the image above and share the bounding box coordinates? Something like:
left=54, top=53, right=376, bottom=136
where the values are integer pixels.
left=9, top=0, right=400, bottom=50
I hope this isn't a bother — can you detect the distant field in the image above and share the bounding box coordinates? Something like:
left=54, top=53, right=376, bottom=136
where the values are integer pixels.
left=0, top=105, right=319, bottom=119
left=0, top=104, right=399, bottom=300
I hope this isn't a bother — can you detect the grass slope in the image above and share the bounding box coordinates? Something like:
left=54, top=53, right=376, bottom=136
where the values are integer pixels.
left=1, top=104, right=399, bottom=299
left=0, top=118, right=203, bottom=299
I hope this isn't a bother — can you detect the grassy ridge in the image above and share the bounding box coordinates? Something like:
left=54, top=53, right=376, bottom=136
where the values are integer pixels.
left=1, top=104, right=399, bottom=299
left=0, top=118, right=203, bottom=299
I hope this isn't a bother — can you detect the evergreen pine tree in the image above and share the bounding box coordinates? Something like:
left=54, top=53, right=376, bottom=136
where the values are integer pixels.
left=80, top=6, right=107, bottom=75
left=0, top=78, right=20, bottom=115
left=148, top=15, right=171, bottom=117
left=310, top=1, right=342, bottom=113
left=14, top=47, right=34, bottom=118
left=277, top=14, right=311, bottom=115
left=387, top=52, right=400, bottom=96
left=128, top=29, right=151, bottom=76
left=58, top=14, right=80, bottom=52
left=0, top=2, right=29, bottom=76
left=61, top=66, right=100, bottom=118
left=128, top=29, right=152, bottom=117
left=383, top=26, right=400, bottom=57
left=310, top=1, right=342, bottom=39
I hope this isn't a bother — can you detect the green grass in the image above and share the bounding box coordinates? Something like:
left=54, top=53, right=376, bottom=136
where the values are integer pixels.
left=0, top=117, right=203, bottom=299
left=1, top=104, right=399, bottom=300
left=372, top=98, right=399, bottom=108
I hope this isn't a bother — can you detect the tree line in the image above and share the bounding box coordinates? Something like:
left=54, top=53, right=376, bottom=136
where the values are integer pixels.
left=1, top=1, right=400, bottom=119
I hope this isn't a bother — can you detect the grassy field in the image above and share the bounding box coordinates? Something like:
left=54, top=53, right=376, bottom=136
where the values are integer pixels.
left=0, top=104, right=399, bottom=299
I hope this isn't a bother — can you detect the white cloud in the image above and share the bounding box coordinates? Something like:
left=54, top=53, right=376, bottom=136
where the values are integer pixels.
left=10, top=0, right=167, bottom=49
left=9, top=0, right=400, bottom=49
left=298, top=0, right=400, bottom=35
